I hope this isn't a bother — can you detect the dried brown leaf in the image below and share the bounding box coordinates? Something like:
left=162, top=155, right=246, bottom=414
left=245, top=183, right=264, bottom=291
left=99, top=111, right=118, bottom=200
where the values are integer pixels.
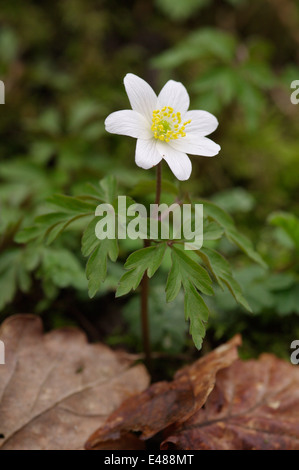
left=0, top=314, right=149, bottom=450
left=161, top=354, right=299, bottom=450
left=85, top=335, right=241, bottom=449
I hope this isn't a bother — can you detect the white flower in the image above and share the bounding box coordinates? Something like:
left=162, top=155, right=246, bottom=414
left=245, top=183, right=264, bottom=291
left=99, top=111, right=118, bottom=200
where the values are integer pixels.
left=105, top=73, right=220, bottom=181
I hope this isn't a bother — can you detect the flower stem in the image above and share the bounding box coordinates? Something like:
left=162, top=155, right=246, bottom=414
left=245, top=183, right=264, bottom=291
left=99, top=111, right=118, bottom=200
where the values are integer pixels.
left=140, top=162, right=162, bottom=371
left=155, top=161, right=162, bottom=206
left=140, top=243, right=151, bottom=368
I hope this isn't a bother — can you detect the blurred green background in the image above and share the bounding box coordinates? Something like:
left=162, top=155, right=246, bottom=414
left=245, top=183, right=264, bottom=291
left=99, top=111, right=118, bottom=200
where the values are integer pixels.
left=0, top=0, right=299, bottom=365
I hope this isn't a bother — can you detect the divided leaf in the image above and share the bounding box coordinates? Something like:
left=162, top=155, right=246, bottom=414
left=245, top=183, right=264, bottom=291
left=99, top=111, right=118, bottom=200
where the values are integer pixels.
left=116, top=243, right=167, bottom=298
left=81, top=217, right=101, bottom=257
left=166, top=245, right=214, bottom=349
left=184, top=281, right=210, bottom=349
left=165, top=253, right=181, bottom=303
left=0, top=249, right=37, bottom=310
left=15, top=177, right=121, bottom=299
left=15, top=176, right=118, bottom=246
left=198, top=199, right=266, bottom=267
left=46, top=194, right=97, bottom=214
left=166, top=246, right=214, bottom=300
left=75, top=176, right=117, bottom=204
left=86, top=239, right=119, bottom=298
left=198, top=246, right=252, bottom=312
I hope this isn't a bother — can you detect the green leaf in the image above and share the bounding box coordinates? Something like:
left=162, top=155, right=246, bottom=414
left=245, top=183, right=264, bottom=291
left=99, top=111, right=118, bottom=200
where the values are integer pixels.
left=0, top=252, right=18, bottom=310
left=107, top=238, right=119, bottom=263
left=35, top=212, right=91, bottom=245
left=184, top=281, right=210, bottom=350
left=44, top=214, right=89, bottom=245
left=15, top=226, right=44, bottom=243
left=47, top=194, right=96, bottom=213
left=0, top=249, right=37, bottom=309
left=77, top=183, right=106, bottom=201
left=203, top=219, right=224, bottom=240
left=152, top=28, right=236, bottom=69
left=198, top=199, right=235, bottom=230
left=166, top=245, right=214, bottom=307
left=226, top=227, right=266, bottom=268
left=0, top=27, right=19, bottom=63
left=268, top=212, right=299, bottom=251
left=115, top=265, right=145, bottom=298
left=86, top=245, right=107, bottom=297
left=17, top=266, right=31, bottom=293
left=171, top=246, right=214, bottom=296
left=166, top=254, right=182, bottom=302
left=86, top=238, right=119, bottom=298
left=40, top=247, right=87, bottom=291
left=198, top=199, right=266, bottom=267
left=211, top=187, right=255, bottom=214
left=123, top=287, right=187, bottom=354
left=22, top=244, right=42, bottom=272
left=240, top=62, right=276, bottom=89
left=124, top=243, right=167, bottom=278
left=116, top=243, right=167, bottom=297
left=44, top=221, right=69, bottom=245
left=81, top=217, right=101, bottom=257
left=155, top=0, right=210, bottom=21
left=15, top=177, right=118, bottom=248
left=68, top=100, right=100, bottom=132
left=236, top=79, right=265, bottom=130
left=193, top=67, right=237, bottom=107
left=35, top=212, right=69, bottom=226
left=99, top=175, right=117, bottom=204
left=198, top=247, right=252, bottom=312
left=275, top=287, right=299, bottom=316
left=81, top=190, right=123, bottom=298
left=212, top=265, right=272, bottom=315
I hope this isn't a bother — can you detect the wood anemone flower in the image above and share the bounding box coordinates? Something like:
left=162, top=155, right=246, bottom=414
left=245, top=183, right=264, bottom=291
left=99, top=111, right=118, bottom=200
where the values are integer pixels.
left=105, top=73, right=221, bottom=181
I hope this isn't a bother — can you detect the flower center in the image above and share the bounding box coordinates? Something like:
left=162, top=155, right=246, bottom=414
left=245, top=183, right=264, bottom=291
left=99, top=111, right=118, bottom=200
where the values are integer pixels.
left=151, top=107, right=191, bottom=142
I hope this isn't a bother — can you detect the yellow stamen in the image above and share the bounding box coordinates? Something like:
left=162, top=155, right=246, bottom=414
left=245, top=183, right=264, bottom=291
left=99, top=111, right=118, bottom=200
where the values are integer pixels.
left=151, top=107, right=191, bottom=142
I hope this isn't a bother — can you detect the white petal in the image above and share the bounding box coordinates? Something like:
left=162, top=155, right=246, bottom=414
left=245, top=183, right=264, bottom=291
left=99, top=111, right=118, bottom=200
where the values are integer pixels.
left=156, top=141, right=192, bottom=181
left=169, top=135, right=221, bottom=157
left=124, top=74, right=158, bottom=123
left=105, top=110, right=152, bottom=139
left=135, top=139, right=162, bottom=170
left=183, top=110, right=219, bottom=136
left=158, top=80, right=190, bottom=114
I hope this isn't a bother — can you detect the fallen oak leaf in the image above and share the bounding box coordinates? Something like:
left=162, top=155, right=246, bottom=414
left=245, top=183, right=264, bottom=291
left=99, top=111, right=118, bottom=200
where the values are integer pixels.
left=85, top=335, right=241, bottom=450
left=161, top=354, right=299, bottom=450
left=0, top=314, right=149, bottom=450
